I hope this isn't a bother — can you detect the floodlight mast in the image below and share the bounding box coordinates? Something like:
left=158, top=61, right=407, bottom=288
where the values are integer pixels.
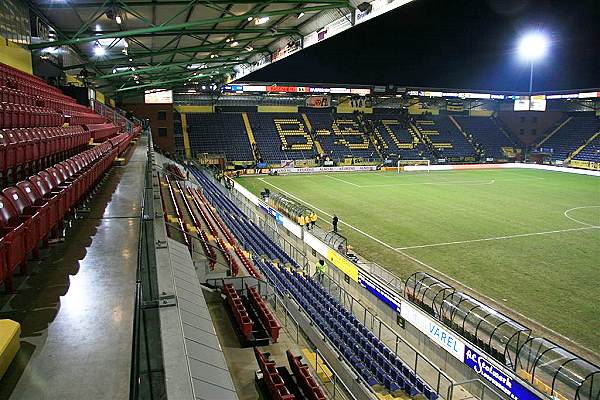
left=518, top=32, right=549, bottom=93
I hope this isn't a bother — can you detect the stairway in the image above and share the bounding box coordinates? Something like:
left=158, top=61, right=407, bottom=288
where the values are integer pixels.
left=410, top=122, right=438, bottom=159
left=565, top=130, right=600, bottom=163
left=537, top=116, right=572, bottom=147
left=241, top=112, right=259, bottom=162
left=302, top=113, right=325, bottom=156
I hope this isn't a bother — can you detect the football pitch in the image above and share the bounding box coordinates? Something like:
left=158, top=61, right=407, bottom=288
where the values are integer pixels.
left=236, top=169, right=600, bottom=355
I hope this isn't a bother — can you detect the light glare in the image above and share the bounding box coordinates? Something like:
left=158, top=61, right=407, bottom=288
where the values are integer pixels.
left=518, top=32, right=549, bottom=61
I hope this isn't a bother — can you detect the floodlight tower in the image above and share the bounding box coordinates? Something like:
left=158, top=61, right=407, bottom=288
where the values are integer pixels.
left=517, top=32, right=549, bottom=93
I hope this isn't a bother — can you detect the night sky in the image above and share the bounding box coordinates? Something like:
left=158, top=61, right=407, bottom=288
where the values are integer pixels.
left=245, top=0, right=600, bottom=92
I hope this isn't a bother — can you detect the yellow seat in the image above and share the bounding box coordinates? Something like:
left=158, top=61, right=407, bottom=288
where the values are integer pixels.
left=0, top=319, right=20, bottom=379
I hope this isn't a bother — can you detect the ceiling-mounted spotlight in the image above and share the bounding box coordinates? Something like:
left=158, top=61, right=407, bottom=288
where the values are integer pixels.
left=247, top=16, right=253, bottom=21
left=115, top=15, right=122, bottom=24
left=297, top=12, right=305, bottom=19
left=245, top=46, right=253, bottom=52
left=94, top=43, right=106, bottom=56
left=230, top=41, right=239, bottom=47
left=255, top=16, right=269, bottom=25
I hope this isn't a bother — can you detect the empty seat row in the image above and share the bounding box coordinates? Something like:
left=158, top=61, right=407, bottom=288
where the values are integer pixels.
left=286, top=350, right=326, bottom=400
left=254, top=347, right=296, bottom=400
left=223, top=283, right=254, bottom=340
left=69, top=112, right=106, bottom=126
left=0, top=126, right=93, bottom=184
left=0, top=63, right=63, bottom=99
left=87, top=123, right=119, bottom=143
left=0, top=138, right=123, bottom=292
left=0, top=103, right=64, bottom=129
left=246, top=284, right=281, bottom=342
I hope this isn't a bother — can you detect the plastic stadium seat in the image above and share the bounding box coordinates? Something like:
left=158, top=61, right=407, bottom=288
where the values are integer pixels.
left=0, top=195, right=28, bottom=277
left=28, top=175, right=61, bottom=228
left=2, top=187, right=44, bottom=255
left=37, top=170, right=69, bottom=221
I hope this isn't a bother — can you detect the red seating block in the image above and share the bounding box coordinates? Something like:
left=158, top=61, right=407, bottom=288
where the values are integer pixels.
left=286, top=350, right=327, bottom=400
left=246, top=284, right=281, bottom=342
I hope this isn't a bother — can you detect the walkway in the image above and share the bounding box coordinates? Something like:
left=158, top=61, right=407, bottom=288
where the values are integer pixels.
left=0, top=136, right=147, bottom=400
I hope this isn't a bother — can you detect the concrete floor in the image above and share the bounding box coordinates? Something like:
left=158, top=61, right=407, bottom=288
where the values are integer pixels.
left=0, top=137, right=147, bottom=400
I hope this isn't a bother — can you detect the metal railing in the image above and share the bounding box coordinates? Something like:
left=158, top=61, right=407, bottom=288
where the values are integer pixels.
left=129, top=132, right=166, bottom=400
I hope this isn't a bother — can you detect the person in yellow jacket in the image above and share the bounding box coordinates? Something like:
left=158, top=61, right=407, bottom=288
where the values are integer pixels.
left=298, top=214, right=306, bottom=226
left=315, top=259, right=327, bottom=283
left=309, top=212, right=317, bottom=230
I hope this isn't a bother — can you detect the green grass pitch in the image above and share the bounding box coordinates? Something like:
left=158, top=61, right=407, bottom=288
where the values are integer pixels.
left=236, top=169, right=600, bottom=354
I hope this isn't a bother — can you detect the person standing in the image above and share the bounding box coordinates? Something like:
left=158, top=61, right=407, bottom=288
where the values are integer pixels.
left=310, top=212, right=317, bottom=230
left=315, top=259, right=327, bottom=283
left=332, top=214, right=338, bottom=233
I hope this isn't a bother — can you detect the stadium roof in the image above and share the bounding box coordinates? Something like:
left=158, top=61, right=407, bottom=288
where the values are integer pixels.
left=28, top=0, right=414, bottom=97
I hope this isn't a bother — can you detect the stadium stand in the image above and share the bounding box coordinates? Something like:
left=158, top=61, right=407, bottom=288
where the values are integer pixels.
left=414, top=116, right=476, bottom=160
left=189, top=165, right=439, bottom=400
left=535, top=113, right=600, bottom=161
left=453, top=116, right=517, bottom=159
left=304, top=113, right=376, bottom=160
left=573, top=133, right=600, bottom=162
left=0, top=61, right=134, bottom=293
left=185, top=112, right=254, bottom=161
left=367, top=114, right=431, bottom=159
left=247, top=112, right=316, bottom=161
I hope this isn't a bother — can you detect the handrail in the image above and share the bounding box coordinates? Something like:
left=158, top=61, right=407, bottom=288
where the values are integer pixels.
left=129, top=281, right=142, bottom=400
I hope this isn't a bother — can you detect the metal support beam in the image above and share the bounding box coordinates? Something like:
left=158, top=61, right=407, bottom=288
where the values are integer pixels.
left=38, top=0, right=348, bottom=7
left=97, top=59, right=242, bottom=79
left=63, top=48, right=260, bottom=71
left=29, top=4, right=347, bottom=49
left=59, top=28, right=299, bottom=36
left=115, top=72, right=226, bottom=92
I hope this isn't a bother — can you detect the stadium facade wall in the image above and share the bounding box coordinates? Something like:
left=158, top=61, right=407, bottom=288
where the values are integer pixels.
left=497, top=111, right=565, bottom=145
left=0, top=38, right=32, bottom=74
left=123, top=103, right=176, bottom=152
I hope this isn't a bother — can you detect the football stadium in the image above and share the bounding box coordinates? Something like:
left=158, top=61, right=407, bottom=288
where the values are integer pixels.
left=0, top=1, right=598, bottom=400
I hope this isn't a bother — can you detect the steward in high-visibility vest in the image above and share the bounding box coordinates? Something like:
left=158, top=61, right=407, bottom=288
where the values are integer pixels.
left=315, top=259, right=327, bottom=283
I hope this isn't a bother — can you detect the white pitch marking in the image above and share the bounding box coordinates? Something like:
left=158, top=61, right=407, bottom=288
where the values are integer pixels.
left=563, top=206, right=600, bottom=227
left=324, top=174, right=361, bottom=187
left=395, top=226, right=600, bottom=250
left=361, top=179, right=495, bottom=188
left=254, top=177, right=600, bottom=352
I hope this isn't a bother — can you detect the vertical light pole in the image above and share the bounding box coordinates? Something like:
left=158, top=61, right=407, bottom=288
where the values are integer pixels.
left=517, top=32, right=549, bottom=93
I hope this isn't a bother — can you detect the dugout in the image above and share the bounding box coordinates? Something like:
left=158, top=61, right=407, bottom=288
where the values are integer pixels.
left=404, top=272, right=532, bottom=367
left=515, top=338, right=599, bottom=400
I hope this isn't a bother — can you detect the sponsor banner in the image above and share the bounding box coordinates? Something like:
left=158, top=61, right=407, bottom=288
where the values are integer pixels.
left=358, top=274, right=402, bottom=312
left=280, top=160, right=295, bottom=168
left=258, top=202, right=283, bottom=225
left=464, top=346, right=539, bottom=400
left=570, top=160, right=600, bottom=171
left=400, top=302, right=465, bottom=361
left=326, top=248, right=359, bottom=282
left=271, top=39, right=301, bottom=63
left=273, top=165, right=377, bottom=174
left=306, top=95, right=331, bottom=108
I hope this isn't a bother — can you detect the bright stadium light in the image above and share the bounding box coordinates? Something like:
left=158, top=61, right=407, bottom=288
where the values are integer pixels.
left=517, top=31, right=549, bottom=92
left=94, top=44, right=106, bottom=57
left=518, top=32, right=548, bottom=61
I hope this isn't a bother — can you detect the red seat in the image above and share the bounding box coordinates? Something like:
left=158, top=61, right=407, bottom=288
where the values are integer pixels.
left=45, top=166, right=75, bottom=210
left=2, top=187, right=44, bottom=254
left=17, top=180, right=57, bottom=235
left=38, top=170, right=69, bottom=220
left=0, top=195, right=28, bottom=279
left=28, top=175, right=61, bottom=227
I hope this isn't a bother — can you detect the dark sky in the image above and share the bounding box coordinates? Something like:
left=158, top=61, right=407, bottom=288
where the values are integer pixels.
left=245, top=0, right=600, bottom=92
